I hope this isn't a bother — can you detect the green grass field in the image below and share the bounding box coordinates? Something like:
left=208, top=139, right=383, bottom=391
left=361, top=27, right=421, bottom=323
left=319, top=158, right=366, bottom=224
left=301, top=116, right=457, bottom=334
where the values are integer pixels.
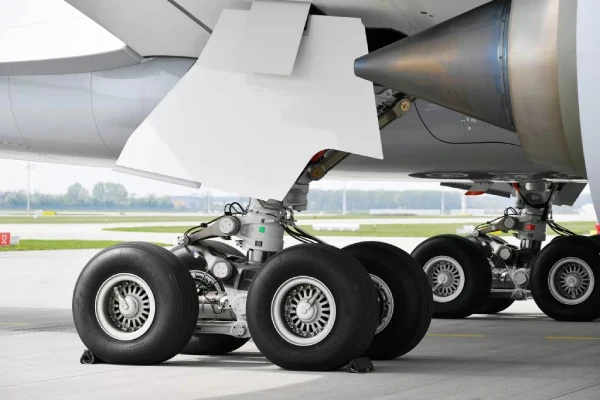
left=0, top=240, right=171, bottom=252
left=104, top=221, right=596, bottom=238
left=0, top=215, right=211, bottom=224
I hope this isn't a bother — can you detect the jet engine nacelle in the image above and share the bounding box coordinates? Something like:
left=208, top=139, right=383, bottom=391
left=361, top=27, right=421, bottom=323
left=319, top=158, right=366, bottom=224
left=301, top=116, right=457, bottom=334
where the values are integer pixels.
left=355, top=0, right=591, bottom=180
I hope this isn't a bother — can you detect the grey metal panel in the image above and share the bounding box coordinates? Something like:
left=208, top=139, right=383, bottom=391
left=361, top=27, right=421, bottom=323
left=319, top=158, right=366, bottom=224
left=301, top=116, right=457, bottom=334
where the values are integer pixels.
left=416, top=101, right=521, bottom=145
left=139, top=59, right=195, bottom=120
left=8, top=73, right=114, bottom=163
left=553, top=183, right=587, bottom=207
left=331, top=105, right=547, bottom=180
left=1, top=48, right=143, bottom=77
left=0, top=58, right=193, bottom=167
left=92, top=58, right=193, bottom=155
left=0, top=76, right=60, bottom=163
left=0, top=76, right=27, bottom=148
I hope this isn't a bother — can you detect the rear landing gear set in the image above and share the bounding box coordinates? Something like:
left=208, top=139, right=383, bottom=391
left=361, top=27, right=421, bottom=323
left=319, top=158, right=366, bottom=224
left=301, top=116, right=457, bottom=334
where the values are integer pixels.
left=412, top=182, right=600, bottom=321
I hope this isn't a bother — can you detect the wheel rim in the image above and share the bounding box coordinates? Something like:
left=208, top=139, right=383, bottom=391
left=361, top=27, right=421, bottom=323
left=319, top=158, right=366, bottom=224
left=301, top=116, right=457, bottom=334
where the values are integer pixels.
left=370, top=274, right=394, bottom=334
left=95, top=273, right=156, bottom=341
left=424, top=256, right=465, bottom=303
left=271, top=276, right=337, bottom=346
left=548, top=258, right=595, bottom=305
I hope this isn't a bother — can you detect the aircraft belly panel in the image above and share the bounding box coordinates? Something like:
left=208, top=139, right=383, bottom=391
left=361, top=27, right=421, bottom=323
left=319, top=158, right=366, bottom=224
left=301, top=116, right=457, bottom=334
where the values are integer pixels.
left=9, top=73, right=115, bottom=163
left=0, top=58, right=191, bottom=167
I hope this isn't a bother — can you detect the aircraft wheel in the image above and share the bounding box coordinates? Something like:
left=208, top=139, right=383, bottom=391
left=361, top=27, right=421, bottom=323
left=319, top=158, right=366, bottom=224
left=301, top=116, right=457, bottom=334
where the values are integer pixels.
left=73, top=242, right=199, bottom=364
left=412, top=235, right=492, bottom=319
left=246, top=244, right=378, bottom=371
left=531, top=236, right=600, bottom=321
left=474, top=298, right=514, bottom=314
left=171, top=240, right=249, bottom=355
left=343, top=242, right=433, bottom=360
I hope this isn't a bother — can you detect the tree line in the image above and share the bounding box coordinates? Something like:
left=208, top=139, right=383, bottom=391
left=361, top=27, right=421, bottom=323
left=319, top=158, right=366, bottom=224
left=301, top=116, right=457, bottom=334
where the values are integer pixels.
left=0, top=182, right=172, bottom=210
left=0, top=182, right=590, bottom=213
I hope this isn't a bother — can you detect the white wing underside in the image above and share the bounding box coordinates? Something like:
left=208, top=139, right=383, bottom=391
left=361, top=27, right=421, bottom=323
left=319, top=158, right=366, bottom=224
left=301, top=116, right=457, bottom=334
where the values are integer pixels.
left=115, top=7, right=382, bottom=200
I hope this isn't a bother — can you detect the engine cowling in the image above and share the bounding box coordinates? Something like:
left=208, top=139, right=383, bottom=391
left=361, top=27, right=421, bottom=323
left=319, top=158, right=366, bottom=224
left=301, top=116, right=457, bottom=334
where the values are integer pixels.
left=355, top=0, right=588, bottom=179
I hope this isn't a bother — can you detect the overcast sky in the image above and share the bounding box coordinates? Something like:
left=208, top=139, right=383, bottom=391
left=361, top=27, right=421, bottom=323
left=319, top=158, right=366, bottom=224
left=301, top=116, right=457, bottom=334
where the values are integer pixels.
left=0, top=159, right=445, bottom=197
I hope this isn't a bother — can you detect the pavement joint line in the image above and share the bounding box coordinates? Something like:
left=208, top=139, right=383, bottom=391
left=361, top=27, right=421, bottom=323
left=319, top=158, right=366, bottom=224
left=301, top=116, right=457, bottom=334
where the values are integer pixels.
left=426, top=333, right=484, bottom=338
left=0, top=322, right=29, bottom=326
left=546, top=336, right=600, bottom=341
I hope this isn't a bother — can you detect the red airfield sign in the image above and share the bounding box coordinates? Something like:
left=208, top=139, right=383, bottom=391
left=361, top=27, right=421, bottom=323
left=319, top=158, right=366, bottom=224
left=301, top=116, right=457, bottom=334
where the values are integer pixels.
left=0, top=232, right=10, bottom=246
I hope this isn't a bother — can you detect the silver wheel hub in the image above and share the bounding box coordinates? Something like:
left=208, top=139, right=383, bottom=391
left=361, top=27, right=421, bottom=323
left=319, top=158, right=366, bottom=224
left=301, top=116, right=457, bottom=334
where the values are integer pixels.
left=119, top=295, right=139, bottom=318
left=371, top=274, right=394, bottom=334
left=437, top=273, right=451, bottom=285
left=424, top=256, right=466, bottom=303
left=549, top=258, right=595, bottom=305
left=565, top=274, right=580, bottom=288
left=95, top=274, right=156, bottom=341
left=271, top=277, right=336, bottom=347
left=296, top=301, right=317, bottom=322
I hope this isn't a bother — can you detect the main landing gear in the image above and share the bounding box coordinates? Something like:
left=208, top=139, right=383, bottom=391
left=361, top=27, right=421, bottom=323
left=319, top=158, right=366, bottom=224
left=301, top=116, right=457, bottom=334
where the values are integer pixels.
left=412, top=182, right=600, bottom=321
left=72, top=151, right=432, bottom=371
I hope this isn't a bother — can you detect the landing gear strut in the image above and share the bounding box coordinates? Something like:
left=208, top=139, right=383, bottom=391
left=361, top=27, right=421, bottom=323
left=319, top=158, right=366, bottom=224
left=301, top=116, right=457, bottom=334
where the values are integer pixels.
left=72, top=151, right=432, bottom=370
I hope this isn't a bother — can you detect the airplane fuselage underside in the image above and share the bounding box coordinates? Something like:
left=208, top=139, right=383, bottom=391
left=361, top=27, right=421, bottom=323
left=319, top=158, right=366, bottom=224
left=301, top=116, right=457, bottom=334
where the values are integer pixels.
left=0, top=57, right=568, bottom=182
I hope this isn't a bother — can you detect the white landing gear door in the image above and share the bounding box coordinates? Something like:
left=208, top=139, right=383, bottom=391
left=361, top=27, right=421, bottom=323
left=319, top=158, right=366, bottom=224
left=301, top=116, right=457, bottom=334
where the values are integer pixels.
left=577, top=0, right=600, bottom=222
left=115, top=6, right=382, bottom=201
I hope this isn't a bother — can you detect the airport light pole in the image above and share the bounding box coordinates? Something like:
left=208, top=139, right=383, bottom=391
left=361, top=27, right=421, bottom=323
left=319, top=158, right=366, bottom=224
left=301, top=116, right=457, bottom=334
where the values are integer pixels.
left=441, top=188, right=445, bottom=215
left=26, top=163, right=35, bottom=216
left=342, top=182, right=347, bottom=215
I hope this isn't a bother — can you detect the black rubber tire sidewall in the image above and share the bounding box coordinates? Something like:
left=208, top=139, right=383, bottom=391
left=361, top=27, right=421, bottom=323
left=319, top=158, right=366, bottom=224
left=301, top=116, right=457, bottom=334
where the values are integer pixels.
left=343, top=241, right=433, bottom=360
left=530, top=236, right=600, bottom=321
left=181, top=334, right=249, bottom=355
left=474, top=297, right=514, bottom=314
left=412, top=235, right=492, bottom=319
left=72, top=242, right=199, bottom=365
left=246, top=243, right=378, bottom=371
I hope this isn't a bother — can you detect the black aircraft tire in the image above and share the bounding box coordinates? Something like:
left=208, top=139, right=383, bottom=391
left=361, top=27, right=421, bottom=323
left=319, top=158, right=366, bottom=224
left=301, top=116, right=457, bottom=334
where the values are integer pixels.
left=181, top=334, right=249, bottom=355
left=343, top=241, right=433, bottom=360
left=412, top=235, right=492, bottom=319
left=247, top=244, right=378, bottom=371
left=73, top=242, right=199, bottom=365
left=531, top=236, right=600, bottom=322
left=474, top=298, right=515, bottom=315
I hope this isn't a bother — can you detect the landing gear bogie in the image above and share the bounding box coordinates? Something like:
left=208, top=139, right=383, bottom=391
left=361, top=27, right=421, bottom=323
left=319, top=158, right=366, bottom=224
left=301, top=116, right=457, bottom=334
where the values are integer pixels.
left=72, top=193, right=434, bottom=370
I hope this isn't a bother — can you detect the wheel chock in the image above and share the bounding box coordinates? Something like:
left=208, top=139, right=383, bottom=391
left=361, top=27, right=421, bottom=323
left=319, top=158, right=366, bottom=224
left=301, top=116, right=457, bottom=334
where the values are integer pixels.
left=80, top=349, right=104, bottom=365
left=346, top=357, right=374, bottom=373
